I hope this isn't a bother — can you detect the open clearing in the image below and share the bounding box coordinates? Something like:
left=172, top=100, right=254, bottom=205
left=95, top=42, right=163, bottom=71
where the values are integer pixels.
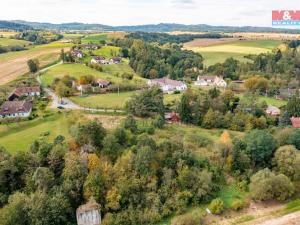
left=0, top=37, right=30, bottom=46
left=70, top=91, right=135, bottom=109
left=184, top=40, right=281, bottom=66
left=0, top=31, right=19, bottom=38
left=0, top=42, right=71, bottom=85
left=0, top=113, right=70, bottom=154
left=70, top=92, right=183, bottom=110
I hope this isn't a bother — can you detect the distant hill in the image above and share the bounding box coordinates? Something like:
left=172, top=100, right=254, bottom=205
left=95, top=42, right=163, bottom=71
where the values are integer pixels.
left=6, top=20, right=300, bottom=34
left=115, top=23, right=300, bottom=34
left=0, top=20, right=32, bottom=31
left=12, top=20, right=111, bottom=31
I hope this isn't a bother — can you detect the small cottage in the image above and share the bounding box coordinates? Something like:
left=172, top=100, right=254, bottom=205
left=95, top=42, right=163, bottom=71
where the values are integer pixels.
left=266, top=105, right=281, bottom=116
left=94, top=78, right=111, bottom=88
left=76, top=200, right=101, bottom=225
left=165, top=112, right=181, bottom=123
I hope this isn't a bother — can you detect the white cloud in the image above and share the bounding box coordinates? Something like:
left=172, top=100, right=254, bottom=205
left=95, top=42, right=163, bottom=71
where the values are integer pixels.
left=1, top=0, right=300, bottom=27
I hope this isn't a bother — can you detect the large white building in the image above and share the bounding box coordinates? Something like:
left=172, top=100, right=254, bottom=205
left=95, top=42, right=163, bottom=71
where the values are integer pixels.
left=194, top=76, right=227, bottom=87
left=147, top=77, right=187, bottom=94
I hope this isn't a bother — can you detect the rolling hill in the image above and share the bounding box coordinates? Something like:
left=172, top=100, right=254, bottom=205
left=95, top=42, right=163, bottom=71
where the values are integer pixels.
left=8, top=20, right=300, bottom=34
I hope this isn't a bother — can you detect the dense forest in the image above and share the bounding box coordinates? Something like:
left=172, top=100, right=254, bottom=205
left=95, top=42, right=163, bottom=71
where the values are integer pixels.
left=0, top=20, right=32, bottom=31
left=116, top=38, right=203, bottom=79
left=126, top=32, right=230, bottom=44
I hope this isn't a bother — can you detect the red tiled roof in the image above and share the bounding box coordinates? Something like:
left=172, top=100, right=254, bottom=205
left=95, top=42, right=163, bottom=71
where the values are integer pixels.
left=12, top=86, right=40, bottom=97
left=291, top=117, right=300, bottom=128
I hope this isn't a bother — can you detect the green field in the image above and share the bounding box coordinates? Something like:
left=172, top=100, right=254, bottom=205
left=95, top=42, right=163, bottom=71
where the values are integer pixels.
left=82, top=33, right=107, bottom=44
left=70, top=91, right=135, bottom=109
left=238, top=94, right=287, bottom=108
left=82, top=46, right=122, bottom=63
left=40, top=63, right=145, bottom=87
left=92, top=46, right=121, bottom=58
left=0, top=37, right=30, bottom=47
left=189, top=40, right=282, bottom=66
left=258, top=96, right=287, bottom=107
left=0, top=113, right=70, bottom=154
left=71, top=92, right=184, bottom=110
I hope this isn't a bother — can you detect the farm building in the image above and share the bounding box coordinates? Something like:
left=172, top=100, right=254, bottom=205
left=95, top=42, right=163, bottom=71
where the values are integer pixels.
left=76, top=200, right=101, bottom=225
left=195, top=76, right=227, bottom=87
left=110, top=57, right=122, bottom=64
left=165, top=112, right=180, bottom=123
left=0, top=101, right=33, bottom=118
left=91, top=56, right=122, bottom=65
left=71, top=50, right=84, bottom=58
left=266, top=105, right=281, bottom=116
left=147, top=77, right=187, bottom=94
left=91, top=56, right=107, bottom=64
left=8, top=86, right=41, bottom=101
left=94, top=78, right=111, bottom=88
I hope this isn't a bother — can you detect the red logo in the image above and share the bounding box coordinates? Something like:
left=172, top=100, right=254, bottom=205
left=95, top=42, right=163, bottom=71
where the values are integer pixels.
left=272, top=10, right=300, bottom=21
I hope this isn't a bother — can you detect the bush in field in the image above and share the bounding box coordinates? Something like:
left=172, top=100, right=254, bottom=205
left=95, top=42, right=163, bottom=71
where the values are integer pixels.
left=208, top=198, right=224, bottom=215
left=125, top=86, right=165, bottom=117
left=171, top=211, right=203, bottom=225
left=274, top=128, right=294, bottom=146
left=272, top=145, right=300, bottom=181
left=244, top=130, right=277, bottom=167
left=250, top=168, right=294, bottom=201
left=231, top=199, right=246, bottom=211
left=287, top=129, right=300, bottom=150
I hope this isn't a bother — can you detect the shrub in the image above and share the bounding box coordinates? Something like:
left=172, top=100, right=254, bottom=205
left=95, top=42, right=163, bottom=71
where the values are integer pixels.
left=237, top=180, right=248, bottom=192
left=208, top=198, right=224, bottom=215
left=287, top=129, right=300, bottom=150
left=250, top=168, right=294, bottom=201
left=231, top=199, right=246, bottom=211
left=171, top=211, right=203, bottom=225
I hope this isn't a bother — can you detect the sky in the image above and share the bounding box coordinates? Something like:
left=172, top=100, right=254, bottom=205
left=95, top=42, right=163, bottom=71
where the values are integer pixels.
left=1, top=0, right=300, bottom=27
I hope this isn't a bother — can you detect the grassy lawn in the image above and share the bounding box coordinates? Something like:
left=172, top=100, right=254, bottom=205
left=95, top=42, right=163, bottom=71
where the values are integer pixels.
left=82, top=33, right=107, bottom=44
left=71, top=92, right=185, bottom=110
left=258, top=96, right=287, bottom=107
left=70, top=91, right=135, bottom=109
left=217, top=185, right=249, bottom=208
left=0, top=113, right=71, bottom=154
left=200, top=51, right=251, bottom=66
left=0, top=37, right=30, bottom=47
left=40, top=63, right=145, bottom=87
left=238, top=94, right=287, bottom=108
left=88, top=46, right=121, bottom=58
left=188, top=40, right=281, bottom=67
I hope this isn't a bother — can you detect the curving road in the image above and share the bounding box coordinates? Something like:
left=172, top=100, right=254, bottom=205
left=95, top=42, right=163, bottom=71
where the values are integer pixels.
left=37, top=63, right=125, bottom=113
